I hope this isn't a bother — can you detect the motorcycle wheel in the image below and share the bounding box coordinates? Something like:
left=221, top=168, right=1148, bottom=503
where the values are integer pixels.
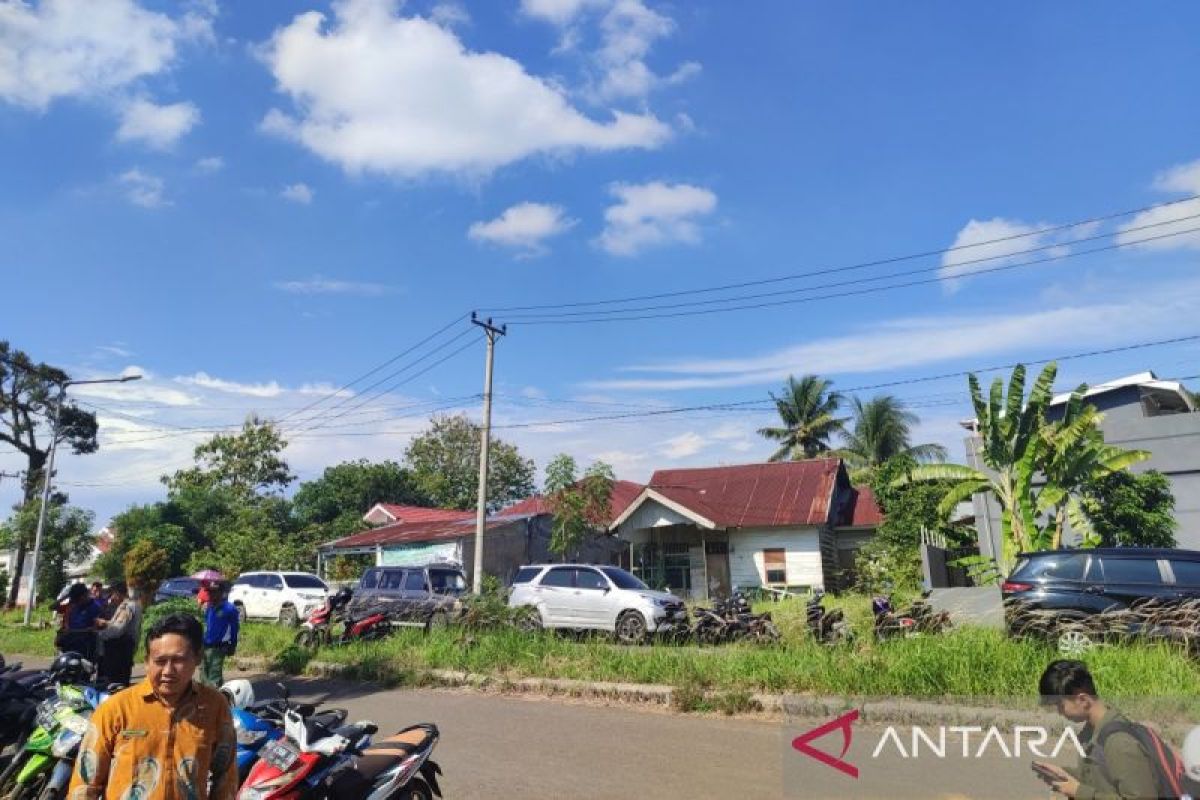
left=394, top=777, right=434, bottom=800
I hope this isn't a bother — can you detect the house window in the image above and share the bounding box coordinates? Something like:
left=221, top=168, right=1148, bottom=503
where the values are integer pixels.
left=763, top=549, right=787, bottom=585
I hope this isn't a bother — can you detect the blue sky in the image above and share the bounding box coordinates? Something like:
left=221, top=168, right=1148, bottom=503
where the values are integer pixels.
left=2, top=0, right=1199, bottom=524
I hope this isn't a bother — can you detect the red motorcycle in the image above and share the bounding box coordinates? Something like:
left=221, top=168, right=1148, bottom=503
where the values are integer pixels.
left=294, top=588, right=354, bottom=649
left=238, top=685, right=442, bottom=800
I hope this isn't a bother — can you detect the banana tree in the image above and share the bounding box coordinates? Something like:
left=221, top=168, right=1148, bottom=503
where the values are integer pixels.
left=893, top=363, right=1058, bottom=569
left=1034, top=390, right=1150, bottom=549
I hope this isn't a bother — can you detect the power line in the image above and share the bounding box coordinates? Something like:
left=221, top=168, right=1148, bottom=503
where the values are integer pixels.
left=482, top=334, right=1200, bottom=429
left=505, top=223, right=1200, bottom=325
left=274, top=313, right=471, bottom=426
left=480, top=194, right=1200, bottom=313
left=500, top=213, right=1200, bottom=321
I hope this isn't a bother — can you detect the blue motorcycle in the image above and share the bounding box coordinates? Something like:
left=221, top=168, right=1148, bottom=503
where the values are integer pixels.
left=223, top=681, right=346, bottom=783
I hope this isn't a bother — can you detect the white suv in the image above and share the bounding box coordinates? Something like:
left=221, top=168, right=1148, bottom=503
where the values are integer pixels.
left=229, top=571, right=328, bottom=626
left=507, top=564, right=687, bottom=644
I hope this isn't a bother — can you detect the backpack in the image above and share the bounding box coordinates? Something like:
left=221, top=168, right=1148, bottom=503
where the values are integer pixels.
left=1096, top=720, right=1200, bottom=799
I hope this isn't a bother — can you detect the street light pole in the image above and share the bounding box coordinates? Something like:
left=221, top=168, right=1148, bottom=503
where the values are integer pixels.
left=24, top=374, right=141, bottom=624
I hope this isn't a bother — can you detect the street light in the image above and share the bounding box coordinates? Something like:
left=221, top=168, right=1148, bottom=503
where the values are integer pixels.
left=24, top=374, right=142, bottom=625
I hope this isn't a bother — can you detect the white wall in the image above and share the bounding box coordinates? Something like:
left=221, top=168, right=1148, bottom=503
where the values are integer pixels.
left=729, top=527, right=823, bottom=590
left=617, top=498, right=699, bottom=532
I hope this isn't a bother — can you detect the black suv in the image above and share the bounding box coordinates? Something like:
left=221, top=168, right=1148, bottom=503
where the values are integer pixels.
left=1002, top=548, right=1200, bottom=655
left=350, top=565, right=468, bottom=627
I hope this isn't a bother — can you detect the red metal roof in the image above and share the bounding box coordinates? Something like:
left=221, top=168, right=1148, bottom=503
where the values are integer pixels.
left=644, top=459, right=842, bottom=528
left=329, top=517, right=481, bottom=549
left=838, top=485, right=884, bottom=528
left=374, top=504, right=474, bottom=524
left=501, top=480, right=644, bottom=524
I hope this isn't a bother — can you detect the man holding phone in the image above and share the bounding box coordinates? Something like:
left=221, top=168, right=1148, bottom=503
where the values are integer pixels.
left=1032, top=659, right=1158, bottom=799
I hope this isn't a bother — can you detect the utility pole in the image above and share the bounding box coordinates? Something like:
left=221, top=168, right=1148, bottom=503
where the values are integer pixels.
left=471, top=312, right=506, bottom=594
left=24, top=374, right=140, bottom=624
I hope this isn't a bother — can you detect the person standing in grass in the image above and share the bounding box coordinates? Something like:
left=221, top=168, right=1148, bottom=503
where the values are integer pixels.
left=200, top=581, right=239, bottom=686
left=96, top=582, right=142, bottom=686
left=1033, top=659, right=1158, bottom=799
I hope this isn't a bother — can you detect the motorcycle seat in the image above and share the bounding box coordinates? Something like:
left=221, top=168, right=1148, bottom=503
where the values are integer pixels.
left=350, top=726, right=436, bottom=781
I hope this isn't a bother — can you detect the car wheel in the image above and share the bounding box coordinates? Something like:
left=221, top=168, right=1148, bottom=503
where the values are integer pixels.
left=1057, top=628, right=1096, bottom=657
left=279, top=605, right=299, bottom=627
left=514, top=606, right=542, bottom=633
left=234, top=602, right=247, bottom=624
left=615, top=610, right=648, bottom=645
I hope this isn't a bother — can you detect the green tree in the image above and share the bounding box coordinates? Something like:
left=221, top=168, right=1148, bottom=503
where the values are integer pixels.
left=294, top=459, right=427, bottom=525
left=165, top=416, right=294, bottom=499
left=0, top=501, right=95, bottom=602
left=404, top=414, right=535, bottom=511
left=1080, top=470, right=1176, bottom=548
left=94, top=503, right=194, bottom=583
left=0, top=342, right=100, bottom=605
left=542, top=455, right=615, bottom=561
left=897, top=363, right=1150, bottom=569
left=185, top=495, right=298, bottom=577
left=123, top=539, right=170, bottom=598
left=838, top=395, right=948, bottom=471
left=855, top=455, right=973, bottom=591
left=1034, top=394, right=1149, bottom=549
left=757, top=375, right=846, bottom=461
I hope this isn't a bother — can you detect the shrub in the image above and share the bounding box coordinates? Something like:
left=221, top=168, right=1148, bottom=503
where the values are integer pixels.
left=143, top=596, right=202, bottom=632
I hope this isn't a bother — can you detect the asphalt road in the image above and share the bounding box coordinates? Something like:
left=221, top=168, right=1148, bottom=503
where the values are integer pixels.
left=7, top=658, right=1065, bottom=798
left=262, top=677, right=1065, bottom=800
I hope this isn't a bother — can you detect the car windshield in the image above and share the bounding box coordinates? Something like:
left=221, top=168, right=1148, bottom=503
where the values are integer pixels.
left=429, top=569, right=466, bottom=595
left=284, top=574, right=327, bottom=589
left=600, top=567, right=649, bottom=591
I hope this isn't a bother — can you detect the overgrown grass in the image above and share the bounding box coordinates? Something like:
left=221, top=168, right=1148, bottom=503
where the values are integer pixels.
left=4, top=598, right=1200, bottom=708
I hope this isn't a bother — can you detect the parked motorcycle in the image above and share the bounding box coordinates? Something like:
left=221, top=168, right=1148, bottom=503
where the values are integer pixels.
left=238, top=684, right=442, bottom=800
left=873, top=593, right=952, bottom=641
left=806, top=592, right=853, bottom=645
left=0, top=664, right=53, bottom=775
left=294, top=588, right=355, bottom=650
left=222, top=680, right=349, bottom=784
left=0, top=656, right=108, bottom=800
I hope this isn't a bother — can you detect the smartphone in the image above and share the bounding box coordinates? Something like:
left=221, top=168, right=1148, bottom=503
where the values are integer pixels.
left=1031, top=761, right=1061, bottom=783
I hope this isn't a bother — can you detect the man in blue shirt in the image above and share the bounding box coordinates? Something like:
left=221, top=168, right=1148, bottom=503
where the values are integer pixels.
left=56, top=582, right=103, bottom=661
left=201, top=580, right=239, bottom=686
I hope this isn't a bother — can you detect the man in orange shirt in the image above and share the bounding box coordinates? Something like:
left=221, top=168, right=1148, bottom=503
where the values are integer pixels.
left=69, top=614, right=238, bottom=800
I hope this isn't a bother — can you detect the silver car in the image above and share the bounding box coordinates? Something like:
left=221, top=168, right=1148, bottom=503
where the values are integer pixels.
left=507, top=564, right=688, bottom=644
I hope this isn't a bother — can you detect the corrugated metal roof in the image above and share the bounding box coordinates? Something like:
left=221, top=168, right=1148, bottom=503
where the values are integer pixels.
left=838, top=485, right=884, bottom=528
left=327, top=515, right=518, bottom=550
left=374, top=504, right=474, bottom=523
left=645, top=459, right=842, bottom=528
left=501, top=480, right=644, bottom=524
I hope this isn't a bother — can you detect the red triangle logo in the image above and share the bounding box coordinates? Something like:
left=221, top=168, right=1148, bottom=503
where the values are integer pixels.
left=791, top=709, right=859, bottom=779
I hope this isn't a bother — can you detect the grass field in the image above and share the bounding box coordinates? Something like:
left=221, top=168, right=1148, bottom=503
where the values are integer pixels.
left=5, top=598, right=1199, bottom=705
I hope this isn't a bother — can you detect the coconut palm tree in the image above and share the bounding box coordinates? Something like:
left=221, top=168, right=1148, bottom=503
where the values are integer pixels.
left=757, top=375, right=847, bottom=461
left=837, top=395, right=948, bottom=469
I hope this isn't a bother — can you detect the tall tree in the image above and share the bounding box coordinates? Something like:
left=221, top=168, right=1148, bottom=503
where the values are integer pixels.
left=757, top=375, right=847, bottom=461
left=0, top=342, right=99, bottom=605
left=93, top=503, right=194, bottom=584
left=1080, top=470, right=1176, bottom=548
left=164, top=416, right=293, bottom=499
left=404, top=414, right=536, bottom=511
left=0, top=501, right=94, bottom=602
left=543, top=454, right=615, bottom=561
left=293, top=460, right=427, bottom=526
left=896, top=363, right=1149, bottom=569
left=838, top=395, right=948, bottom=470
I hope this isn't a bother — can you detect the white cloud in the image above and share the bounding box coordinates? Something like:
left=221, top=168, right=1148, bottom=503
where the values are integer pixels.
left=175, top=372, right=284, bottom=398
left=597, top=181, right=717, bottom=256
left=116, top=98, right=200, bottom=149
left=259, top=0, right=669, bottom=179
left=939, top=217, right=1073, bottom=290
left=1116, top=158, right=1200, bottom=252
left=272, top=275, right=393, bottom=296
left=519, top=0, right=606, bottom=26
left=280, top=183, right=315, bottom=204
left=118, top=168, right=167, bottom=208
left=429, top=2, right=469, bottom=27
left=521, top=0, right=699, bottom=102
left=94, top=344, right=133, bottom=358
left=195, top=156, right=224, bottom=173
left=587, top=276, right=1200, bottom=391
left=661, top=431, right=705, bottom=458
left=297, top=382, right=355, bottom=398
left=468, top=202, right=576, bottom=255
left=520, top=386, right=547, bottom=399
left=71, top=375, right=198, bottom=407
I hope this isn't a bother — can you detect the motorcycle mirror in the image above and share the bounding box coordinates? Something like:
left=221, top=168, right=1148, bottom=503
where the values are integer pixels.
left=276, top=682, right=290, bottom=702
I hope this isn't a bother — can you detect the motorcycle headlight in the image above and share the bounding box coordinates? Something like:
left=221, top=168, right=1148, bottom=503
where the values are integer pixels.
left=52, top=728, right=83, bottom=758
